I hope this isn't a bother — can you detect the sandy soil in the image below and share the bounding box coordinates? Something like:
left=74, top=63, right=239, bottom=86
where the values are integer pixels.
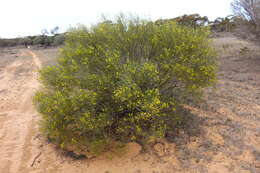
left=0, top=49, right=41, bottom=173
left=0, top=34, right=259, bottom=173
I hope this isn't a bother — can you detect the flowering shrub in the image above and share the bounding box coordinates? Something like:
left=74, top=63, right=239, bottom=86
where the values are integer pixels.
left=34, top=16, right=217, bottom=155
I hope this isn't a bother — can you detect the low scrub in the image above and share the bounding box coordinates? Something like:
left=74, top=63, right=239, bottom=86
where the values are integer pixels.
left=34, top=16, right=217, bottom=155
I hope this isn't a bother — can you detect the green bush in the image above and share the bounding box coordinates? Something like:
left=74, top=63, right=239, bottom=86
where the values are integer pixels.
left=155, top=14, right=209, bottom=28
left=53, top=34, right=65, bottom=46
left=33, top=35, right=45, bottom=46
left=33, top=16, right=217, bottom=155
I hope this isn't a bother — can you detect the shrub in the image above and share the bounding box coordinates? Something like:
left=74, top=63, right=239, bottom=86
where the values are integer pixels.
left=44, top=36, right=54, bottom=47
left=19, top=37, right=33, bottom=47
left=33, top=16, right=217, bottom=155
left=210, top=15, right=236, bottom=32
left=0, top=38, right=17, bottom=47
left=33, top=35, right=45, bottom=46
left=53, top=34, right=65, bottom=46
left=155, top=14, right=209, bottom=28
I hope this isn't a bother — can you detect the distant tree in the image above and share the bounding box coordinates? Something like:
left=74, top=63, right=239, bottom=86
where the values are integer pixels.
left=0, top=38, right=17, bottom=47
left=51, top=26, right=59, bottom=35
left=231, top=0, right=260, bottom=27
left=155, top=14, right=209, bottom=28
left=44, top=36, right=53, bottom=47
left=19, top=37, right=33, bottom=47
left=41, top=29, right=49, bottom=36
left=33, top=35, right=45, bottom=46
left=53, top=34, right=65, bottom=46
left=210, top=15, right=236, bottom=32
left=34, top=28, right=55, bottom=47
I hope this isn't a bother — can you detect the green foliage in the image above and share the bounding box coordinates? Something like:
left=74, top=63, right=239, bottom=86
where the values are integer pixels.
left=34, top=16, right=217, bottom=155
left=53, top=34, right=65, bottom=46
left=155, top=14, right=209, bottom=28
left=0, top=38, right=18, bottom=47
left=33, top=35, right=45, bottom=45
left=32, top=35, right=55, bottom=47
left=210, top=15, right=237, bottom=32
left=0, top=30, right=63, bottom=48
left=44, top=36, right=53, bottom=47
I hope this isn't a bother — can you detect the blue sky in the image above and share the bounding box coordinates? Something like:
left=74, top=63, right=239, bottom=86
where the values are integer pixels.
left=0, top=0, right=233, bottom=38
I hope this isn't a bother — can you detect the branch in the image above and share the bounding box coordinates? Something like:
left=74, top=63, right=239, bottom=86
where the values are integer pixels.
left=31, top=152, right=42, bottom=167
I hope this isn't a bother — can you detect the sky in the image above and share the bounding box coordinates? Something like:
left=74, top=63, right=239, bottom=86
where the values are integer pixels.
left=0, top=0, right=233, bottom=38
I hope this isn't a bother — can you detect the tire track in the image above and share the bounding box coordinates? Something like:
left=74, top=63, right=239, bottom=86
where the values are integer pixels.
left=0, top=50, right=42, bottom=173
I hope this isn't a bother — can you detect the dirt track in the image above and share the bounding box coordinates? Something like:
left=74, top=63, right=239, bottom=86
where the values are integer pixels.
left=0, top=35, right=260, bottom=173
left=0, top=50, right=41, bottom=172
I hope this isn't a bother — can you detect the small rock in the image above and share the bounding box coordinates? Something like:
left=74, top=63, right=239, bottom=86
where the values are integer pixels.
left=153, top=143, right=165, bottom=157
left=134, top=170, right=141, bottom=173
left=255, top=162, right=260, bottom=168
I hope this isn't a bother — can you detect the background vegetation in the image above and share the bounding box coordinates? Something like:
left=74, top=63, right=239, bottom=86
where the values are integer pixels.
left=231, top=0, right=260, bottom=38
left=0, top=27, right=65, bottom=48
left=3, top=1, right=260, bottom=49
